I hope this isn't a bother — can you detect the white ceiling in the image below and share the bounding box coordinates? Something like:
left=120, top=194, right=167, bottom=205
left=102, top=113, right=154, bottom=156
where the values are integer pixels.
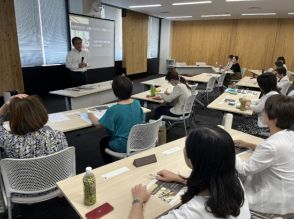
left=102, top=0, right=294, bottom=20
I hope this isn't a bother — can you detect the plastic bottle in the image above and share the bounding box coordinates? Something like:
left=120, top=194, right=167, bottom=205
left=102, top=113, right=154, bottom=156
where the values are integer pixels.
left=150, top=84, right=156, bottom=97
left=224, top=113, right=233, bottom=131
left=83, top=167, right=96, bottom=206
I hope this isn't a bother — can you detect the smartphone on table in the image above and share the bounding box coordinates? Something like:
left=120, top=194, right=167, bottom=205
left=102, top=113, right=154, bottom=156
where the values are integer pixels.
left=85, top=202, right=114, bottom=219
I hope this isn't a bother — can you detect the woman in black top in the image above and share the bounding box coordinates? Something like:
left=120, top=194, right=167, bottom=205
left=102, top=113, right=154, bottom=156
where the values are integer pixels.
left=230, top=56, right=241, bottom=78
left=224, top=56, right=242, bottom=86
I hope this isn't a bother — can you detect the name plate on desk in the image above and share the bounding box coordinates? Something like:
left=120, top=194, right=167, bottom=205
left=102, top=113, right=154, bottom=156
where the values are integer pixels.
left=101, top=167, right=130, bottom=180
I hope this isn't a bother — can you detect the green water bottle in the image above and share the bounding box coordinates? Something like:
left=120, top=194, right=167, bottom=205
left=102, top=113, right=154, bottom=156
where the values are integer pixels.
left=150, top=84, right=156, bottom=97
left=83, top=167, right=96, bottom=206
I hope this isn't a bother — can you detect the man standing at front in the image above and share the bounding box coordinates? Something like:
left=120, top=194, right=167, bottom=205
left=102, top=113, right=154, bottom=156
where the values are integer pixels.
left=66, top=37, right=89, bottom=87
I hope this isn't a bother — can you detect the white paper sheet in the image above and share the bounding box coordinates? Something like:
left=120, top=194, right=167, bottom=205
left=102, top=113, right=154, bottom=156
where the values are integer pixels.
left=48, top=113, right=70, bottom=123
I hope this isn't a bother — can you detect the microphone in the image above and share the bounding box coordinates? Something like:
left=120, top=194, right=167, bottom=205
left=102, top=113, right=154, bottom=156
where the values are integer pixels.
left=81, top=57, right=84, bottom=63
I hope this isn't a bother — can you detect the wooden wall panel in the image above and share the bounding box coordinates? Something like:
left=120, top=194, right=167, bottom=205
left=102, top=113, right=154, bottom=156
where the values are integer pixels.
left=273, top=20, right=294, bottom=70
left=123, top=11, right=148, bottom=75
left=171, top=19, right=294, bottom=70
left=0, top=0, right=23, bottom=94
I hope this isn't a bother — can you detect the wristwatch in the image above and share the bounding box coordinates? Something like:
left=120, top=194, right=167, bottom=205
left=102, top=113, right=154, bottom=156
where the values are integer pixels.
left=132, top=199, right=143, bottom=206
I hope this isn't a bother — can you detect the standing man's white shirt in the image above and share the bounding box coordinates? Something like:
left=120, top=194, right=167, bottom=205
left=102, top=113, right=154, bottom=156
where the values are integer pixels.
left=66, top=48, right=88, bottom=72
left=236, top=130, right=294, bottom=215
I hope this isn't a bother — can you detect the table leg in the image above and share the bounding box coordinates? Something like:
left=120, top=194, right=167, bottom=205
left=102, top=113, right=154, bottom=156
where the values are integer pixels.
left=65, top=97, right=72, bottom=110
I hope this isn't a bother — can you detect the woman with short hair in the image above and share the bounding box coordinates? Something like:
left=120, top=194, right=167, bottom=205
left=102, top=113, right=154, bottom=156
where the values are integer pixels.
left=88, top=75, right=143, bottom=163
left=0, top=94, right=68, bottom=158
left=275, top=66, right=289, bottom=89
left=235, top=94, right=294, bottom=218
left=129, top=126, right=250, bottom=219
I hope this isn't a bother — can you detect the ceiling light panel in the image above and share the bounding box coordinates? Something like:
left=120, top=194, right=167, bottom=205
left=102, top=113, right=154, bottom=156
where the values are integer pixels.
left=129, top=4, right=162, bottom=8
left=172, top=1, right=212, bottom=5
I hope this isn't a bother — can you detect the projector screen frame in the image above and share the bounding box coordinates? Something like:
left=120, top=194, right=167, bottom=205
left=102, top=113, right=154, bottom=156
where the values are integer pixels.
left=67, top=13, right=116, bottom=69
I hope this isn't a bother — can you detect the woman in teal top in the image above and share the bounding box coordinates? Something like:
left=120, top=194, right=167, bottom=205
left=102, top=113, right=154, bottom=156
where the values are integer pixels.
left=88, top=76, right=143, bottom=163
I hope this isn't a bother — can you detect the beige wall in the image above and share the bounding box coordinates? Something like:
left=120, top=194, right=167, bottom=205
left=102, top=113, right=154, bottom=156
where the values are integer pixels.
left=171, top=19, right=294, bottom=70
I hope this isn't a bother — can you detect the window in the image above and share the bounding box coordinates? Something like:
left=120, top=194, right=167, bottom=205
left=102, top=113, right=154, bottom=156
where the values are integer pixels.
left=147, top=17, right=160, bottom=59
left=14, top=0, right=68, bottom=67
left=103, top=5, right=123, bottom=61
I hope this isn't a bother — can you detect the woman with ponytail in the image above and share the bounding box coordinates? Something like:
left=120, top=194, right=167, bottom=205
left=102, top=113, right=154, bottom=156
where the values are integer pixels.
left=129, top=126, right=250, bottom=219
left=155, top=70, right=191, bottom=119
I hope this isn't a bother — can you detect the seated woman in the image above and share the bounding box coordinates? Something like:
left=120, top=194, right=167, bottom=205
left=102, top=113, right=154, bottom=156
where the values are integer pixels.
left=226, top=54, right=234, bottom=69
left=224, top=56, right=241, bottom=86
left=230, top=56, right=242, bottom=79
left=0, top=94, right=68, bottom=159
left=235, top=95, right=294, bottom=218
left=88, top=76, right=143, bottom=163
left=237, top=72, right=279, bottom=135
left=129, top=126, right=250, bottom=219
left=155, top=70, right=191, bottom=119
left=275, top=66, right=289, bottom=89
left=276, top=56, right=288, bottom=71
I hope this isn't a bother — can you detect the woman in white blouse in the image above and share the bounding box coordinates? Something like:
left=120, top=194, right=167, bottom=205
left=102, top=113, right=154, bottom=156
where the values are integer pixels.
left=154, top=70, right=191, bottom=119
left=275, top=66, right=290, bottom=89
left=129, top=126, right=250, bottom=219
left=238, top=72, right=279, bottom=135
left=235, top=94, right=294, bottom=218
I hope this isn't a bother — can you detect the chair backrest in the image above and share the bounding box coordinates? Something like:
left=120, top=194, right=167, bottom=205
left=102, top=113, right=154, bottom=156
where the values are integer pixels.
left=287, top=71, right=293, bottom=78
left=190, top=83, right=199, bottom=95
left=176, top=62, right=187, bottom=66
left=206, top=77, right=217, bottom=91
left=217, top=72, right=227, bottom=86
left=280, top=82, right=292, bottom=95
left=183, top=94, right=197, bottom=117
left=288, top=90, right=294, bottom=97
left=0, top=147, right=76, bottom=196
left=127, top=118, right=162, bottom=155
left=241, top=68, right=247, bottom=78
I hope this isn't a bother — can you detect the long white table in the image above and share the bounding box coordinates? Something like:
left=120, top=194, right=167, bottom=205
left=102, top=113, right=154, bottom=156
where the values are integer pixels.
left=50, top=81, right=116, bottom=110
left=3, top=105, right=151, bottom=133
left=57, top=127, right=263, bottom=219
left=236, top=76, right=259, bottom=89
left=173, top=65, right=215, bottom=75
left=207, top=89, right=261, bottom=116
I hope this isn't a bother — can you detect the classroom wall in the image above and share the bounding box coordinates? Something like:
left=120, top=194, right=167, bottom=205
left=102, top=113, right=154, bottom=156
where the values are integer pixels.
left=171, top=19, right=294, bottom=70
left=0, top=0, right=24, bottom=95
left=123, top=10, right=148, bottom=75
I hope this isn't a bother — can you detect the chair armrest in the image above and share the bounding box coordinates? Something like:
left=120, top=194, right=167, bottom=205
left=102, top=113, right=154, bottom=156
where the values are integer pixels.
left=105, top=148, right=127, bottom=159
